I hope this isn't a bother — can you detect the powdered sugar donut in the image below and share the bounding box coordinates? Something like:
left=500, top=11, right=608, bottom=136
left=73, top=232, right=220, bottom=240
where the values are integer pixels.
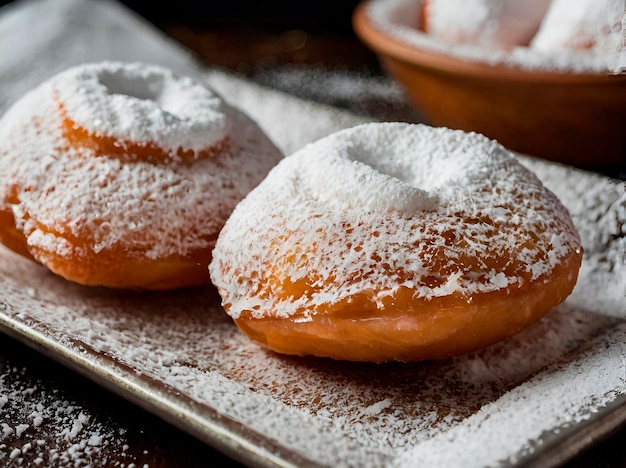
left=531, top=0, right=624, bottom=53
left=0, top=61, right=283, bottom=290
left=209, top=122, right=583, bottom=362
left=418, top=0, right=551, bottom=50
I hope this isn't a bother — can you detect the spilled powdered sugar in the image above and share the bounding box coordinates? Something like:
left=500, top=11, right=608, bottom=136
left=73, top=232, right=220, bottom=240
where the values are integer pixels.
left=366, top=0, right=623, bottom=73
left=0, top=363, right=136, bottom=466
left=209, top=123, right=582, bottom=319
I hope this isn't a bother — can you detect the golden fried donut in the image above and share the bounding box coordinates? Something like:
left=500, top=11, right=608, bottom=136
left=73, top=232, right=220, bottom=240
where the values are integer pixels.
left=209, top=122, right=583, bottom=362
left=0, top=61, right=283, bottom=290
left=418, top=0, right=551, bottom=50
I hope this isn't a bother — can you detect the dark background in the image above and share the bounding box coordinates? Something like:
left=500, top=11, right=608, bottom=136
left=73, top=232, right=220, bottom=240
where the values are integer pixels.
left=119, top=0, right=362, bottom=29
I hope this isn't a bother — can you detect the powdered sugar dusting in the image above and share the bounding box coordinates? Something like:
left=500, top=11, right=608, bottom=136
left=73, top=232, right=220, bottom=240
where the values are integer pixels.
left=0, top=363, right=137, bottom=466
left=394, top=326, right=626, bottom=467
left=0, top=245, right=623, bottom=466
left=531, top=0, right=624, bottom=54
left=296, top=126, right=442, bottom=215
left=366, top=0, right=623, bottom=73
left=210, top=123, right=582, bottom=319
left=520, top=157, right=626, bottom=318
left=56, top=61, right=230, bottom=154
left=0, top=61, right=283, bottom=262
left=422, top=0, right=551, bottom=50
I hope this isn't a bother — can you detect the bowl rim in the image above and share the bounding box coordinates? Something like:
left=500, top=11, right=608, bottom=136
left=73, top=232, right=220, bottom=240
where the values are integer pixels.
left=352, top=0, right=625, bottom=84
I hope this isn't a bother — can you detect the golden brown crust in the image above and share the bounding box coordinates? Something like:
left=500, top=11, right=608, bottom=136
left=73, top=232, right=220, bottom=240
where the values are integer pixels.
left=231, top=250, right=582, bottom=362
left=0, top=61, right=283, bottom=290
left=0, top=208, right=33, bottom=260
left=30, top=241, right=216, bottom=290
left=209, top=122, right=584, bottom=362
left=58, top=100, right=231, bottom=165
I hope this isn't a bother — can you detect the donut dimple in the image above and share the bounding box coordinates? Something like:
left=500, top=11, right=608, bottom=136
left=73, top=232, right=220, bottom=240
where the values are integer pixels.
left=209, top=123, right=583, bottom=362
left=56, top=62, right=229, bottom=158
left=302, top=137, right=438, bottom=216
left=0, top=61, right=283, bottom=289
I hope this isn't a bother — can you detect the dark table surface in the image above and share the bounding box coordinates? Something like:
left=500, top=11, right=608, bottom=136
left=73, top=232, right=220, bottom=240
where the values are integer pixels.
left=0, top=2, right=625, bottom=467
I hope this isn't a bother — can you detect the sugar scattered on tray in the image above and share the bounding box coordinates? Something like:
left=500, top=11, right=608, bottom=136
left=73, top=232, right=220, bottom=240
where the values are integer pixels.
left=0, top=363, right=138, bottom=466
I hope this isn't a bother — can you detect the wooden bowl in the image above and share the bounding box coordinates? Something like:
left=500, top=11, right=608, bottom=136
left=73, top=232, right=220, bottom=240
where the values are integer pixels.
left=352, top=0, right=626, bottom=170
